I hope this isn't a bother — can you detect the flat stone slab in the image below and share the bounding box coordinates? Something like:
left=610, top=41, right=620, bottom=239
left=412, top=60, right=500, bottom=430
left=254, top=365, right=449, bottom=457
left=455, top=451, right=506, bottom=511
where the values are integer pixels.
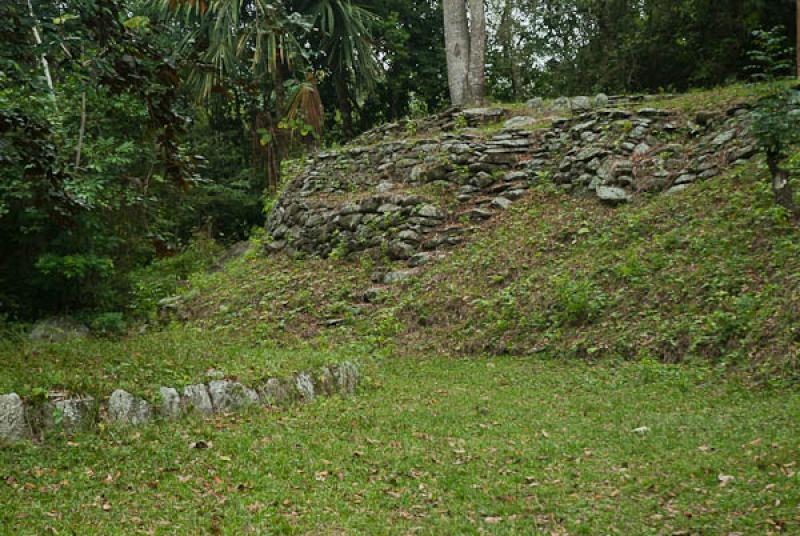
left=712, top=129, right=736, bottom=146
left=408, top=252, right=435, bottom=267
left=417, top=204, right=445, bottom=219
left=108, top=389, right=152, bottom=425
left=503, top=116, right=538, bottom=129
left=208, top=380, right=259, bottom=412
left=596, top=186, right=631, bottom=204
left=383, top=270, right=412, bottom=284
left=159, top=387, right=182, bottom=419
left=182, top=384, right=213, bottom=415
left=0, top=393, right=28, bottom=443
left=491, top=197, right=513, bottom=210
left=667, top=184, right=691, bottom=195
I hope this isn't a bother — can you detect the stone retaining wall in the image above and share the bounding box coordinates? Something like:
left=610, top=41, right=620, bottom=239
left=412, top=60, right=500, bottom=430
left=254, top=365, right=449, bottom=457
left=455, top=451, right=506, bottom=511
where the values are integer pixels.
left=266, top=125, right=538, bottom=258
left=265, top=100, right=759, bottom=262
left=0, top=362, right=359, bottom=445
left=526, top=104, right=755, bottom=202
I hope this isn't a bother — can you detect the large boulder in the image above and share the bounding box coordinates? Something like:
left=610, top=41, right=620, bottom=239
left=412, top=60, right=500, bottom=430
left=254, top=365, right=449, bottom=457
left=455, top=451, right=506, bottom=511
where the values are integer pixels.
left=0, top=393, right=28, bottom=443
left=571, top=96, right=593, bottom=112
left=108, top=389, right=152, bottom=425
left=550, top=97, right=571, bottom=112
left=29, top=317, right=89, bottom=343
left=526, top=97, right=544, bottom=111
left=596, top=186, right=631, bottom=205
left=388, top=240, right=415, bottom=260
left=208, top=380, right=259, bottom=412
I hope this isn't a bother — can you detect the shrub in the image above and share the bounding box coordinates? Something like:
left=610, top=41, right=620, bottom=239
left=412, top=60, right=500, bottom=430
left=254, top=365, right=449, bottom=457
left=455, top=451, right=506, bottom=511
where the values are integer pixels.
left=551, top=275, right=607, bottom=326
left=747, top=27, right=800, bottom=217
left=129, top=234, right=224, bottom=318
left=89, top=312, right=127, bottom=337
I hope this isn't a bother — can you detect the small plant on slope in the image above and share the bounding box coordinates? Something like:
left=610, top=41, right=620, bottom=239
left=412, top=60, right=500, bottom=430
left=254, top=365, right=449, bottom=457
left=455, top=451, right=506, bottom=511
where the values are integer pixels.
left=747, top=27, right=800, bottom=217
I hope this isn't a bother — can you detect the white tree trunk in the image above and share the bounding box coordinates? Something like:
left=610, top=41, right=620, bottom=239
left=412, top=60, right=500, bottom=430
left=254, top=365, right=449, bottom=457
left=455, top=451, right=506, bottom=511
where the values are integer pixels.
left=75, top=91, right=86, bottom=169
left=467, top=0, right=486, bottom=104
left=443, top=0, right=470, bottom=106
left=26, top=0, right=55, bottom=100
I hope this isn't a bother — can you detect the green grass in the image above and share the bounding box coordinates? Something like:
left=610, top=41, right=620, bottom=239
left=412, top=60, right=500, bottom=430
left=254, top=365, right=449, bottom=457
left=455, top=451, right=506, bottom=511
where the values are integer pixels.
left=393, top=159, right=800, bottom=380
left=0, top=326, right=373, bottom=399
left=2, top=356, right=799, bottom=534
left=653, top=81, right=793, bottom=115
left=2, top=155, right=796, bottom=397
left=2, top=83, right=799, bottom=534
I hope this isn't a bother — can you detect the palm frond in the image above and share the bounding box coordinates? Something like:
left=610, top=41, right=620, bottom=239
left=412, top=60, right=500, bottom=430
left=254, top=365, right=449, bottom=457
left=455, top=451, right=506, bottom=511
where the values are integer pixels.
left=285, top=72, right=324, bottom=136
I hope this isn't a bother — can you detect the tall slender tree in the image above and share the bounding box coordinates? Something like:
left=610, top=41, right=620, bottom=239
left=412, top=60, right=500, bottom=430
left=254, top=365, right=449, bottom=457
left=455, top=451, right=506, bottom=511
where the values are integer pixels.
left=443, top=0, right=470, bottom=105
left=25, top=0, right=55, bottom=101
left=496, top=0, right=522, bottom=99
left=467, top=0, right=486, bottom=102
left=442, top=0, right=486, bottom=106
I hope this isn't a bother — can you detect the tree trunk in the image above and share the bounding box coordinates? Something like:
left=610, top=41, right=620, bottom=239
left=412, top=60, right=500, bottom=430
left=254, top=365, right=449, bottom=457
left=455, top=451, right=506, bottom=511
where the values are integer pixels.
left=467, top=0, right=486, bottom=105
left=443, top=0, right=470, bottom=106
left=511, top=59, right=522, bottom=99
left=253, top=110, right=280, bottom=192
left=334, top=74, right=354, bottom=139
left=796, top=0, right=799, bottom=79
left=767, top=150, right=798, bottom=216
left=252, top=86, right=282, bottom=193
left=74, top=91, right=86, bottom=169
left=26, top=0, right=55, bottom=102
left=498, top=0, right=521, bottom=99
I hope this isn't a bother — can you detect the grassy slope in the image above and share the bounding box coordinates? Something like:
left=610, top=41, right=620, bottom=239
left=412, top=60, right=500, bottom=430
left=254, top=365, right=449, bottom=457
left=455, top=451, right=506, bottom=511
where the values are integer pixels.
left=397, top=160, right=800, bottom=378
left=3, top=84, right=798, bottom=395
left=2, top=158, right=796, bottom=396
left=1, top=84, right=799, bottom=534
left=1, top=358, right=798, bottom=534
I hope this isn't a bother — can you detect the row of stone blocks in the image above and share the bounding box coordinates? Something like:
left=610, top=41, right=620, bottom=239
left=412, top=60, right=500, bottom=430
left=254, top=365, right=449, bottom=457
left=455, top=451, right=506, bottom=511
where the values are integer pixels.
left=0, top=362, right=359, bottom=445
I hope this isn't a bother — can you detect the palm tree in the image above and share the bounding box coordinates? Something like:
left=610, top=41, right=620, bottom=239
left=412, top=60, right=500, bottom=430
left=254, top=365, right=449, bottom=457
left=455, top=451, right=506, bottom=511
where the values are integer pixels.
left=153, top=0, right=379, bottom=188
left=298, top=0, right=381, bottom=137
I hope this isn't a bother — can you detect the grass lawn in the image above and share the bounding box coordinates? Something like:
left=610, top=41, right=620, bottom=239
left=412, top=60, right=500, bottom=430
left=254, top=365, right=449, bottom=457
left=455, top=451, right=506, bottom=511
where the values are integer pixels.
left=2, top=355, right=798, bottom=535
left=2, top=83, right=799, bottom=534
left=0, top=326, right=372, bottom=400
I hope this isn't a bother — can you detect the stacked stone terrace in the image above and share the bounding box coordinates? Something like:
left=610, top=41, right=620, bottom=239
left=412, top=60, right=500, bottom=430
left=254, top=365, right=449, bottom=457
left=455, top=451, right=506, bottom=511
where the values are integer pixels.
left=266, top=95, right=758, bottom=268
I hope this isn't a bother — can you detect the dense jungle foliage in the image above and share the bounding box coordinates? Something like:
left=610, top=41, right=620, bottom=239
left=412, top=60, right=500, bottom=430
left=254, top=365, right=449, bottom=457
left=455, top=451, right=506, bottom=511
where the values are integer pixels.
left=0, top=0, right=796, bottom=322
